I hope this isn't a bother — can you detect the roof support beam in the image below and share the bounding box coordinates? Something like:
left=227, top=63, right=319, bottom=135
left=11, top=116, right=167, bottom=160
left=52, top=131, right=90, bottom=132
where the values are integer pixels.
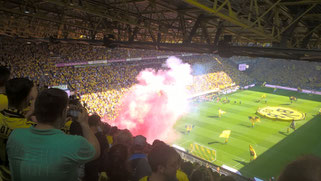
left=184, top=14, right=203, bottom=43
left=213, top=21, right=223, bottom=48
left=294, top=24, right=321, bottom=47
left=179, top=13, right=187, bottom=38
left=155, top=1, right=257, bottom=42
left=182, top=0, right=277, bottom=41
left=279, top=0, right=321, bottom=6
left=300, top=29, right=314, bottom=49
left=275, top=4, right=317, bottom=39
left=249, top=0, right=282, bottom=28
left=129, top=19, right=143, bottom=42
left=0, top=6, right=101, bottom=34
left=201, top=21, right=211, bottom=45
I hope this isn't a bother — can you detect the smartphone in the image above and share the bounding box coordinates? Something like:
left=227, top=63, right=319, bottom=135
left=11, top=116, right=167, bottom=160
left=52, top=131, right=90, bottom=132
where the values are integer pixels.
left=69, top=109, right=81, bottom=118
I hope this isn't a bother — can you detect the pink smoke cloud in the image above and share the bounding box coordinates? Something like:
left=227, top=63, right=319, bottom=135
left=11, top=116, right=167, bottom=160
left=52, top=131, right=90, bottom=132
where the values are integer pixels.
left=111, top=56, right=192, bottom=143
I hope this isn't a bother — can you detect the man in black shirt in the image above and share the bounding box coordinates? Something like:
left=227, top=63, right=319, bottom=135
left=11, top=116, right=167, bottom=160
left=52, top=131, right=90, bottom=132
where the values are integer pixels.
left=84, top=114, right=109, bottom=181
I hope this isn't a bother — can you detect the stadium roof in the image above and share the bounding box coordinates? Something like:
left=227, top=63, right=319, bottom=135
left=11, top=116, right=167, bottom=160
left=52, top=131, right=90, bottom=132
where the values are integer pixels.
left=1, top=0, right=321, bottom=61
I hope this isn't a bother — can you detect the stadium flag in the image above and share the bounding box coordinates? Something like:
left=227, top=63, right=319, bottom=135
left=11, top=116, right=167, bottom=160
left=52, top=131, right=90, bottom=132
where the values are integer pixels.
left=219, top=109, right=226, bottom=114
left=218, top=109, right=226, bottom=118
left=249, top=145, right=257, bottom=160
left=219, top=130, right=231, bottom=138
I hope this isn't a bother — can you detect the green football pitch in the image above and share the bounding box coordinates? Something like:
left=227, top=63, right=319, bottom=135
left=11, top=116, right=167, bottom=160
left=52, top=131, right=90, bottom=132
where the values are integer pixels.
left=173, top=86, right=321, bottom=179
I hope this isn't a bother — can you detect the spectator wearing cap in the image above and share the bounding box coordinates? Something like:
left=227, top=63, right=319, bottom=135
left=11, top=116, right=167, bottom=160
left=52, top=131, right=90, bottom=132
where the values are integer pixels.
left=129, top=135, right=152, bottom=181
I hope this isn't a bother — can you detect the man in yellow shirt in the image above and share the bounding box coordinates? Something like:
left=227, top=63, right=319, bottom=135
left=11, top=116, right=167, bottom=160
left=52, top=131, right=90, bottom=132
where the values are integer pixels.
left=0, top=94, right=7, bottom=112
left=0, top=66, right=10, bottom=111
left=0, top=78, right=37, bottom=180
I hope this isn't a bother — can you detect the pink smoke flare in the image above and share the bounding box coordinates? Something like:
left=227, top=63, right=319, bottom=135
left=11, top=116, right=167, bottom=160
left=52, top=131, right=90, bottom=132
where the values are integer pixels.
left=111, top=56, right=192, bottom=143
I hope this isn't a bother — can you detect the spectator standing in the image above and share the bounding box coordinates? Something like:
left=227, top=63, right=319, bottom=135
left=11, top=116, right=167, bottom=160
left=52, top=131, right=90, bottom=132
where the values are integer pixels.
left=106, top=144, right=131, bottom=181
left=140, top=144, right=180, bottom=181
left=0, top=66, right=10, bottom=111
left=129, top=135, right=152, bottom=181
left=84, top=114, right=109, bottom=181
left=277, top=155, right=321, bottom=181
left=0, top=78, right=37, bottom=181
left=6, top=88, right=100, bottom=181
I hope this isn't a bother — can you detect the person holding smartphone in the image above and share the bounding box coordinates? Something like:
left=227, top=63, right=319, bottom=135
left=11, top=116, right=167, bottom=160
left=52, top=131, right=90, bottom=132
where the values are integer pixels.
left=6, top=88, right=100, bottom=181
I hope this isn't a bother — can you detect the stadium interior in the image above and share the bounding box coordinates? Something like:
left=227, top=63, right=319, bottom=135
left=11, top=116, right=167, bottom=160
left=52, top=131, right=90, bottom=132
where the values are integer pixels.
left=1, top=0, right=321, bottom=181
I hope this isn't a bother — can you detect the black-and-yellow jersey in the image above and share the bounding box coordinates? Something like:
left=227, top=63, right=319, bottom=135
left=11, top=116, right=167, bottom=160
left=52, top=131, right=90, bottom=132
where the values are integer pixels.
left=0, top=109, right=35, bottom=166
left=61, top=119, right=72, bottom=134
left=0, top=94, right=8, bottom=112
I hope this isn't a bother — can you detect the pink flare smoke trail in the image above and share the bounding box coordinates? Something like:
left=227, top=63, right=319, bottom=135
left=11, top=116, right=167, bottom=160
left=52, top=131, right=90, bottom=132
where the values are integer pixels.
left=110, top=56, right=192, bottom=143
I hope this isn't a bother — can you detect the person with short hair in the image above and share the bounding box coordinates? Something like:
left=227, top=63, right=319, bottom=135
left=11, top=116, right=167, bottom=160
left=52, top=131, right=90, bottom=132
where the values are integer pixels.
left=129, top=135, right=152, bottom=181
left=190, top=169, right=205, bottom=181
left=277, top=155, right=321, bottom=181
left=0, top=66, right=10, bottom=111
left=6, top=88, right=100, bottom=181
left=139, top=144, right=180, bottom=181
left=175, top=151, right=189, bottom=181
left=5, top=78, right=37, bottom=112
left=114, top=129, right=133, bottom=147
left=0, top=78, right=36, bottom=170
left=84, top=114, right=109, bottom=181
left=106, top=144, right=131, bottom=181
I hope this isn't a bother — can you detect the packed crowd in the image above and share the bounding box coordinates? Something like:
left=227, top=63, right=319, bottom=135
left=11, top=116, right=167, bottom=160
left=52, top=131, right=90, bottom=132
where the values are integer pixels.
left=2, top=36, right=250, bottom=119
left=3, top=35, right=320, bottom=120
left=0, top=67, right=242, bottom=181
left=74, top=57, right=247, bottom=119
left=1, top=67, right=321, bottom=181
left=48, top=43, right=178, bottom=63
left=247, top=58, right=321, bottom=90
left=1, top=35, right=321, bottom=181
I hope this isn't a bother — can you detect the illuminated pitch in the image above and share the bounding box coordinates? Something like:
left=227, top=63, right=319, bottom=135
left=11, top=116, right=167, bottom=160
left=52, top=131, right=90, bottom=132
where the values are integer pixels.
left=257, top=106, right=305, bottom=121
